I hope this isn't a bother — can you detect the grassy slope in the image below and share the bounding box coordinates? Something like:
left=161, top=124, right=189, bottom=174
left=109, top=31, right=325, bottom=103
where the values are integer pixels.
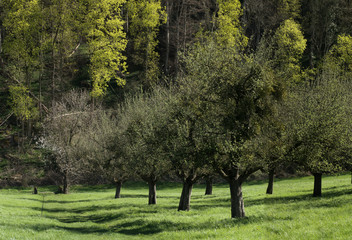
left=0, top=174, right=351, bottom=240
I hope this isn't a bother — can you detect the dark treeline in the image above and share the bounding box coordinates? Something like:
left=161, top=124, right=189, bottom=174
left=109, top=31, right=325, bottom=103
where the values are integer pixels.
left=0, top=0, right=352, bottom=218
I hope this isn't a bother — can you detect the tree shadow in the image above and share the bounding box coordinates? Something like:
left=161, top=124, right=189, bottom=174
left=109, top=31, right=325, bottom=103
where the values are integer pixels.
left=9, top=222, right=108, bottom=234
left=117, top=194, right=147, bottom=198
left=70, top=185, right=114, bottom=192
left=32, top=202, right=164, bottom=215
left=111, top=214, right=293, bottom=236
left=53, top=212, right=128, bottom=224
left=0, top=209, right=295, bottom=236
left=19, top=197, right=105, bottom=204
left=245, top=188, right=352, bottom=209
left=5, top=181, right=350, bottom=237
left=191, top=202, right=229, bottom=210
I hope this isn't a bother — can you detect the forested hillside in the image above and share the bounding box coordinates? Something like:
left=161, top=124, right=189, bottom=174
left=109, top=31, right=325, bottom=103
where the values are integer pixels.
left=1, top=0, right=352, bottom=218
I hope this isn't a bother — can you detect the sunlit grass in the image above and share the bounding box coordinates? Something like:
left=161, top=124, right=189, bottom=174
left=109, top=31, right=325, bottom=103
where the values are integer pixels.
left=0, top=174, right=351, bottom=239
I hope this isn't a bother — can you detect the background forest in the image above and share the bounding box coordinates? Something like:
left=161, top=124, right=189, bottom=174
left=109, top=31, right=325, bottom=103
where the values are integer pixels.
left=0, top=0, right=352, bottom=218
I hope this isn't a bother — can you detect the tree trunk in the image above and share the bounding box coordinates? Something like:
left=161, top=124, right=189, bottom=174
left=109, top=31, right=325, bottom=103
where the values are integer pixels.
left=21, top=120, right=25, bottom=151
left=313, top=173, right=322, bottom=197
left=178, top=180, right=194, bottom=211
left=148, top=180, right=157, bottom=205
left=266, top=169, right=275, bottom=194
left=0, top=12, right=2, bottom=55
left=115, top=181, right=122, bottom=199
left=63, top=172, right=69, bottom=194
left=51, top=50, right=56, bottom=108
left=164, top=0, right=170, bottom=74
left=351, top=171, right=352, bottom=184
left=205, top=177, right=213, bottom=195
left=0, top=20, right=2, bottom=54
left=229, top=179, right=245, bottom=218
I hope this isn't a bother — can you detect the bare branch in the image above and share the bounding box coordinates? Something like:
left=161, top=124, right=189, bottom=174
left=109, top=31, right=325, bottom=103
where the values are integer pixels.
left=0, top=112, right=13, bottom=127
left=68, top=42, right=81, bottom=57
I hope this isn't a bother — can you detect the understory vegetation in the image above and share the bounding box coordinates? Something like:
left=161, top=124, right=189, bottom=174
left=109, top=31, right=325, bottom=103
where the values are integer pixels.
left=0, top=174, right=351, bottom=240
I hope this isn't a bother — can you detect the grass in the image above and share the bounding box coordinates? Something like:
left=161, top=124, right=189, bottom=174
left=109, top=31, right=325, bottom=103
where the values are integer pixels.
left=0, top=174, right=351, bottom=240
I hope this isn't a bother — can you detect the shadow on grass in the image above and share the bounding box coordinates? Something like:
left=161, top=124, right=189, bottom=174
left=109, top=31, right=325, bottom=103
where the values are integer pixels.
left=31, top=202, right=165, bottom=215
left=18, top=214, right=291, bottom=236
left=9, top=222, right=109, bottom=234
left=101, top=215, right=292, bottom=235
left=53, top=212, right=129, bottom=224
left=20, top=194, right=164, bottom=204
left=193, top=187, right=352, bottom=211
left=5, top=181, right=350, bottom=237
left=12, top=199, right=293, bottom=236
left=19, top=197, right=105, bottom=204
left=245, top=188, right=352, bottom=208
left=70, top=185, right=114, bottom=192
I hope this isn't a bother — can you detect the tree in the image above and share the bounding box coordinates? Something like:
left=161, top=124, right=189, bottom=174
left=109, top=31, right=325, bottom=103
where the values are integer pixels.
left=301, top=0, right=339, bottom=67
left=79, top=107, right=131, bottom=198
left=174, top=0, right=281, bottom=214
left=167, top=75, right=218, bottom=211
left=277, top=0, right=301, bottom=21
left=213, top=58, right=277, bottom=218
left=126, top=0, right=166, bottom=87
left=215, top=0, right=247, bottom=50
left=322, top=33, right=352, bottom=184
left=242, top=0, right=301, bottom=49
left=1, top=0, right=43, bottom=141
left=42, top=90, right=93, bottom=193
left=287, top=75, right=351, bottom=197
left=1, top=0, right=42, bottom=84
left=86, top=0, right=128, bottom=97
left=8, top=85, right=38, bottom=148
left=329, top=34, right=352, bottom=73
left=118, top=88, right=173, bottom=204
left=272, top=19, right=307, bottom=84
left=257, top=107, right=289, bottom=195
left=178, top=40, right=278, bottom=217
left=254, top=20, right=306, bottom=194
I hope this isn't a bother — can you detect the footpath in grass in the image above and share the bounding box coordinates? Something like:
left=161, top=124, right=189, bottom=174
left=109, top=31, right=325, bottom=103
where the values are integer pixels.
left=0, top=174, right=351, bottom=240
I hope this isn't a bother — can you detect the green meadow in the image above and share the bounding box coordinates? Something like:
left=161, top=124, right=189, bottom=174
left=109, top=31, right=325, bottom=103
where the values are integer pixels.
left=0, top=174, right=351, bottom=240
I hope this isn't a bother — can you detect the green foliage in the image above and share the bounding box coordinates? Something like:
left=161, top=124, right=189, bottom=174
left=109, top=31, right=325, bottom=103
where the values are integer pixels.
left=87, top=0, right=128, bottom=97
left=329, top=34, right=352, bottom=72
left=77, top=107, right=130, bottom=183
left=215, top=0, right=247, bottom=50
left=277, top=0, right=301, bottom=20
left=117, top=88, right=173, bottom=181
left=177, top=39, right=280, bottom=185
left=166, top=76, right=218, bottom=180
left=8, top=85, right=38, bottom=121
left=287, top=76, right=351, bottom=174
left=1, top=0, right=41, bottom=68
left=2, top=0, right=128, bottom=99
left=126, top=0, right=167, bottom=87
left=273, top=19, right=306, bottom=84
